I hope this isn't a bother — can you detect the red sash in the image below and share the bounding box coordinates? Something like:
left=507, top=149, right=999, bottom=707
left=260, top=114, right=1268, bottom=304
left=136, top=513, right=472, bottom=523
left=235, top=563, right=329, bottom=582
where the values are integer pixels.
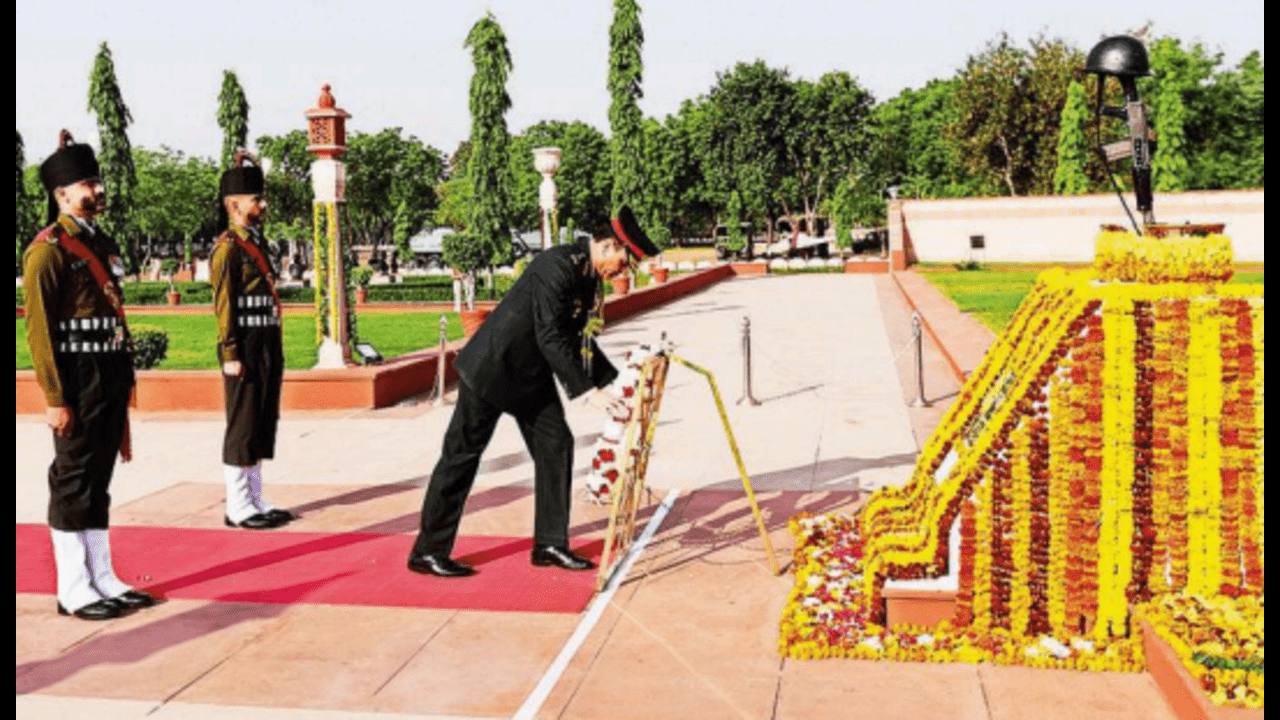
left=54, top=233, right=129, bottom=328
left=48, top=224, right=133, bottom=462
left=228, top=233, right=282, bottom=314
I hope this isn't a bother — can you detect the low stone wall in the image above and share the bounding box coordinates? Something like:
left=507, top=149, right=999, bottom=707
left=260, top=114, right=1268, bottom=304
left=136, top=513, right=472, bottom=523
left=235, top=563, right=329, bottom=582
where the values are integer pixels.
left=889, top=189, right=1264, bottom=264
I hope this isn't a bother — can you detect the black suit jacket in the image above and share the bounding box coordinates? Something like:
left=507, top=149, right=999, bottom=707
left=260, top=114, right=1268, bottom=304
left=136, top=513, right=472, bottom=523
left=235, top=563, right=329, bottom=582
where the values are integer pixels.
left=453, top=239, right=618, bottom=413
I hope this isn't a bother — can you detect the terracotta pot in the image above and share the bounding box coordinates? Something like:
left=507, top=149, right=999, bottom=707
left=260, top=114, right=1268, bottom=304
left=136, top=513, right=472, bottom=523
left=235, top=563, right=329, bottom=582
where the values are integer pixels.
left=652, top=267, right=669, bottom=284
left=611, top=276, right=631, bottom=296
left=166, top=290, right=181, bottom=306
left=355, top=286, right=369, bottom=304
left=459, top=308, right=492, bottom=337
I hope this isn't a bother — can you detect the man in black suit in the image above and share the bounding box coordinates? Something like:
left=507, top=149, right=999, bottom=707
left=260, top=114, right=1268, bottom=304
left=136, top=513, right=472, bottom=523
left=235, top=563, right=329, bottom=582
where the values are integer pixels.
left=408, top=207, right=659, bottom=577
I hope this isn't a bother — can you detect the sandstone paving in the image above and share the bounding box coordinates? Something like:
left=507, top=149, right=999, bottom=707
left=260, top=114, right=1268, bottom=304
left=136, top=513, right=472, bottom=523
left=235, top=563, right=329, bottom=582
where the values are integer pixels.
left=16, top=272, right=1183, bottom=720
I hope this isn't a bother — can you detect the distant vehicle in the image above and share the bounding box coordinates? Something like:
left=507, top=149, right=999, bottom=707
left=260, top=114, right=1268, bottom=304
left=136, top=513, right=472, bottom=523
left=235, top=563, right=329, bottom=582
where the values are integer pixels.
left=764, top=216, right=830, bottom=259
left=848, top=228, right=888, bottom=256
left=407, top=227, right=541, bottom=270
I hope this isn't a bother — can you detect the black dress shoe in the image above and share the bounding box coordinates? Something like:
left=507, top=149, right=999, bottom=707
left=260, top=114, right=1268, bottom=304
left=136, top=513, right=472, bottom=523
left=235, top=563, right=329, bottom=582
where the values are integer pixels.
left=407, top=553, right=476, bottom=578
left=57, top=598, right=123, bottom=621
left=113, top=590, right=158, bottom=609
left=531, top=544, right=595, bottom=571
left=264, top=508, right=296, bottom=525
left=225, top=513, right=283, bottom=530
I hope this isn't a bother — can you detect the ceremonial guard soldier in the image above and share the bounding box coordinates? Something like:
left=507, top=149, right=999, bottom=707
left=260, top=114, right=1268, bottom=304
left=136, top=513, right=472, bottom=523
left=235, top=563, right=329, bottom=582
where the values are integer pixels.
left=211, top=152, right=294, bottom=529
left=24, top=130, right=157, bottom=620
left=408, top=206, right=659, bottom=577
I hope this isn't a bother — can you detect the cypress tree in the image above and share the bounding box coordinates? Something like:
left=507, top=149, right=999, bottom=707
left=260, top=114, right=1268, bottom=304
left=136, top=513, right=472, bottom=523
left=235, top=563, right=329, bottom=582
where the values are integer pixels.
left=1053, top=80, right=1092, bottom=195
left=217, top=70, right=251, bottom=170
left=464, top=12, right=514, bottom=292
left=16, top=129, right=27, bottom=275
left=87, top=42, right=138, bottom=271
left=608, top=0, right=646, bottom=217
left=1151, top=79, right=1191, bottom=192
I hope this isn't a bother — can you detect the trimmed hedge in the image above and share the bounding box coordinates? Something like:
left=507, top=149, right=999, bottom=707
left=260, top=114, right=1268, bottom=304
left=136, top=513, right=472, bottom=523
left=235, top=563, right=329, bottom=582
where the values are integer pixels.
left=131, top=323, right=170, bottom=369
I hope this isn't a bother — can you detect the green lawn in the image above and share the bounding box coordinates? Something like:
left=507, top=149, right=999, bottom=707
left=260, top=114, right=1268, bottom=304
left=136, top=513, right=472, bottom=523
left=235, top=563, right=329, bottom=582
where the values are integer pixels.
left=16, top=312, right=466, bottom=370
left=924, top=269, right=1265, bottom=333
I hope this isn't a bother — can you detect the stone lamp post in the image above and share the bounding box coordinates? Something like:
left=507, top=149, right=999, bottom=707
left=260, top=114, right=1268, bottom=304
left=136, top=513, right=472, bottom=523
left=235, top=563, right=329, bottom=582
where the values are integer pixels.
left=305, top=84, right=354, bottom=368
left=533, top=147, right=562, bottom=250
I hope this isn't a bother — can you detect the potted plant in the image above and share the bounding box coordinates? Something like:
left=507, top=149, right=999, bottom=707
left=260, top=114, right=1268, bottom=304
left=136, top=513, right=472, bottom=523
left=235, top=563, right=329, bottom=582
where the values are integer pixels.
left=442, top=232, right=492, bottom=337
left=160, top=258, right=181, bottom=305
left=651, top=260, right=669, bottom=284
left=350, top=265, right=374, bottom=304
left=610, top=274, right=631, bottom=295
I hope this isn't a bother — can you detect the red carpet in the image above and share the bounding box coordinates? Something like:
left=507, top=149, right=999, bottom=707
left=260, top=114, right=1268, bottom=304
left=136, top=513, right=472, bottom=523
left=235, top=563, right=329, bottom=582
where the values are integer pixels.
left=15, top=524, right=602, bottom=613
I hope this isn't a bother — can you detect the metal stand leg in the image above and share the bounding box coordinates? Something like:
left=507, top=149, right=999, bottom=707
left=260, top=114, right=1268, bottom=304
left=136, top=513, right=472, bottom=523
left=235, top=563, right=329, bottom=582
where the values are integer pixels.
left=433, top=314, right=451, bottom=407
left=908, top=312, right=932, bottom=408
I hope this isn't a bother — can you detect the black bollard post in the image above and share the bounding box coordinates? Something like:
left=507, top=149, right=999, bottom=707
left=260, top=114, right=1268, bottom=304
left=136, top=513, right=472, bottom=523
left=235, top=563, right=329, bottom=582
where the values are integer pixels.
left=737, top=315, right=762, bottom=406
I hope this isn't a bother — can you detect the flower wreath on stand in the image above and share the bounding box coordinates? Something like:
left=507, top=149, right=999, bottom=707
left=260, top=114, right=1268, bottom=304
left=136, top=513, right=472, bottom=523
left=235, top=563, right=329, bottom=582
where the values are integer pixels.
left=584, top=339, right=673, bottom=505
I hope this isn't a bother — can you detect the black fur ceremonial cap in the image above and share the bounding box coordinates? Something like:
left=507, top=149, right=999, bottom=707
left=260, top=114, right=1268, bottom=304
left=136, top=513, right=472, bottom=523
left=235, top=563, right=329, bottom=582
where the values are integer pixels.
left=219, top=150, right=265, bottom=198
left=610, top=205, right=660, bottom=259
left=39, top=130, right=99, bottom=192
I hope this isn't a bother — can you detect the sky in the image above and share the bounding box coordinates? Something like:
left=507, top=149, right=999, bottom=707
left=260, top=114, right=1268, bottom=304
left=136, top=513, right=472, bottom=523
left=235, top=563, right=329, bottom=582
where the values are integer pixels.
left=15, top=0, right=1265, bottom=164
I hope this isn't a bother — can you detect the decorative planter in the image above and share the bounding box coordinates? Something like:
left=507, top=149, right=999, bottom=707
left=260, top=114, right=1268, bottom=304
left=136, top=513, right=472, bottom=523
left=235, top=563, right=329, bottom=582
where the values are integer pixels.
left=611, top=276, right=631, bottom=296
left=459, top=308, right=492, bottom=338
left=355, top=287, right=369, bottom=304
left=651, top=267, right=670, bottom=284
left=166, top=290, right=181, bottom=306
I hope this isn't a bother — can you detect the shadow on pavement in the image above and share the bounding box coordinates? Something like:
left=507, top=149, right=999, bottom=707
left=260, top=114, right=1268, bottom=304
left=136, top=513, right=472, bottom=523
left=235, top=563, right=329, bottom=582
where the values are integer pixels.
left=15, top=589, right=314, bottom=695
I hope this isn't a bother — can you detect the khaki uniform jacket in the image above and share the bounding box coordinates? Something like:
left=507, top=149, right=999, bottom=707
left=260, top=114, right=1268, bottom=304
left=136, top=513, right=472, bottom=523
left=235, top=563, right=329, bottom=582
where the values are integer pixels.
left=210, top=225, right=281, bottom=364
left=23, top=215, right=131, bottom=407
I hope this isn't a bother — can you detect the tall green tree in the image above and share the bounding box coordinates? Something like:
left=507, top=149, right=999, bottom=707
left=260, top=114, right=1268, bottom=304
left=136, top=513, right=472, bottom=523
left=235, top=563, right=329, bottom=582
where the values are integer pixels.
left=257, top=129, right=315, bottom=244
left=464, top=12, right=515, bottom=284
left=506, top=120, right=611, bottom=234
left=608, top=0, right=646, bottom=220
left=1140, top=37, right=1263, bottom=190
left=216, top=70, right=250, bottom=170
left=946, top=33, right=1081, bottom=196
left=131, top=146, right=219, bottom=264
left=343, top=128, right=446, bottom=248
left=870, top=78, right=979, bottom=201
left=1053, top=80, right=1093, bottom=194
left=699, top=61, right=796, bottom=239
left=780, top=71, right=875, bottom=233
left=646, top=103, right=715, bottom=242
left=87, top=41, right=139, bottom=270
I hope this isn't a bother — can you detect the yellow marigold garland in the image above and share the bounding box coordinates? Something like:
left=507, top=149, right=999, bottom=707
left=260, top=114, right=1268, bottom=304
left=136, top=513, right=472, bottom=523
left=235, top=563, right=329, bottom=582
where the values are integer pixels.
left=1094, top=231, right=1233, bottom=283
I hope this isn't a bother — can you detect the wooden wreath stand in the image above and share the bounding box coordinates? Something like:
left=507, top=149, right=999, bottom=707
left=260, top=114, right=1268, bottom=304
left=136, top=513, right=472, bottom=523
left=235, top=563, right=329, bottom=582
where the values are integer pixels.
left=595, top=352, right=781, bottom=592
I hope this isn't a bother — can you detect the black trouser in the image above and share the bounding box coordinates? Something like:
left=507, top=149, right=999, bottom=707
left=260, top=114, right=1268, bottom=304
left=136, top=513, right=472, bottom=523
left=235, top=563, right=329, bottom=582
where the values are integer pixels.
left=413, top=380, right=575, bottom=557
left=222, top=326, right=283, bottom=466
left=48, top=353, right=134, bottom=530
